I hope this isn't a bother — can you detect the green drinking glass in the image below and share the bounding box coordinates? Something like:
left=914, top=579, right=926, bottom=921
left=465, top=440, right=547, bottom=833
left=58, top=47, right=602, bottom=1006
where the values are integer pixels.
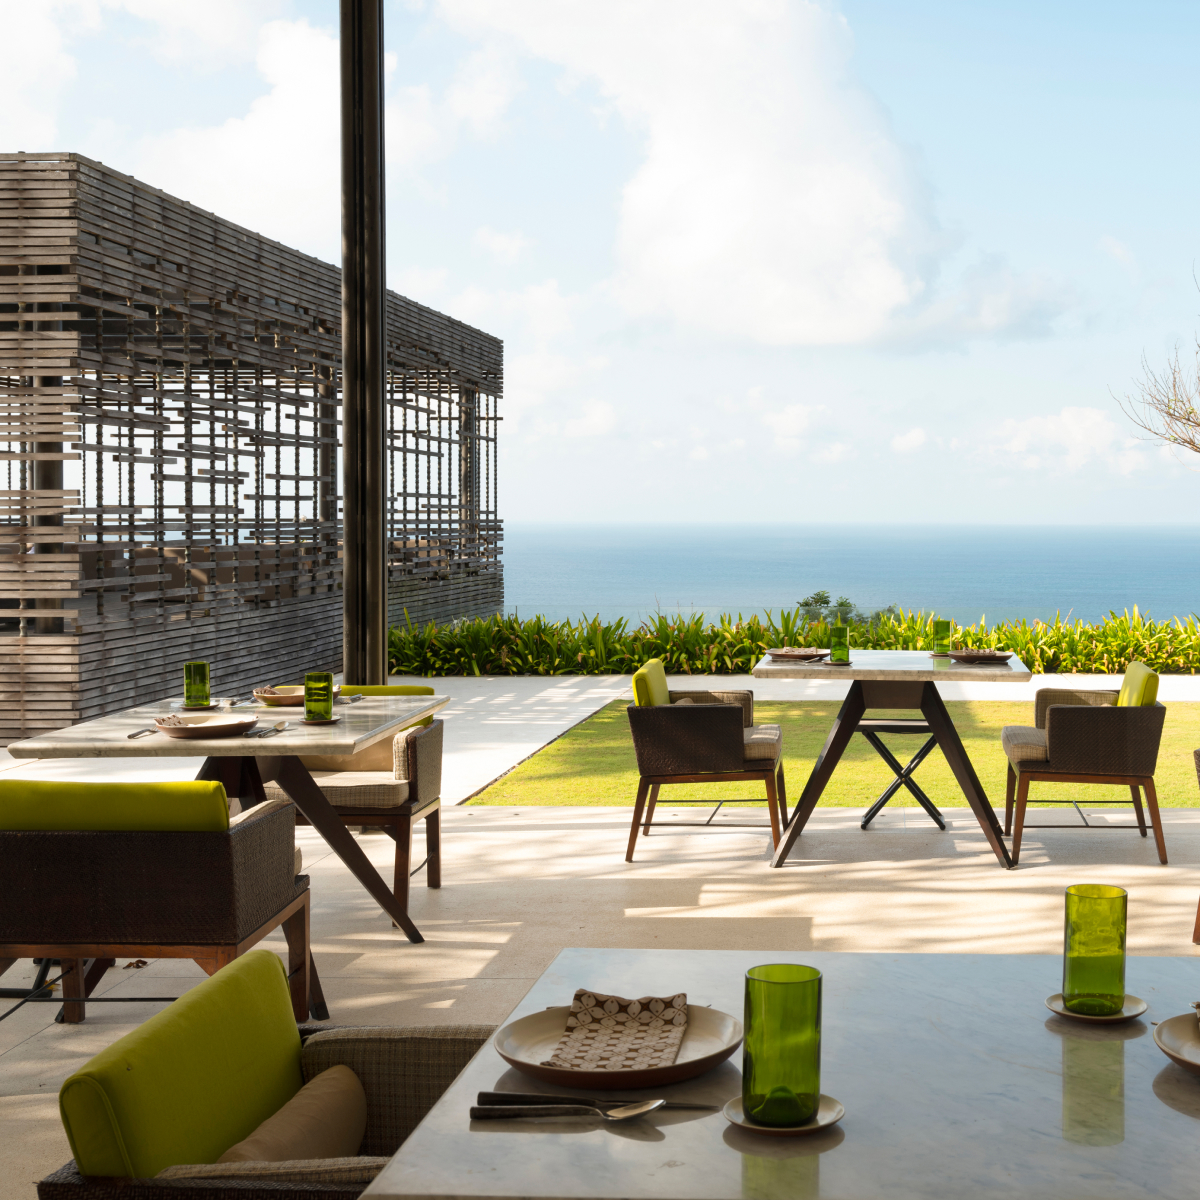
left=828, top=625, right=849, bottom=664
left=933, top=618, right=952, bottom=655
left=183, top=661, right=210, bottom=707
left=743, top=964, right=822, bottom=1127
left=1062, top=884, right=1127, bottom=1016
left=304, top=671, right=334, bottom=722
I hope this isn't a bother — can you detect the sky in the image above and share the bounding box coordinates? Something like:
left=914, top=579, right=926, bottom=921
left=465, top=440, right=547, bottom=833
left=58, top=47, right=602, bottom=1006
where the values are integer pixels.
left=7, top=0, right=1200, bottom=524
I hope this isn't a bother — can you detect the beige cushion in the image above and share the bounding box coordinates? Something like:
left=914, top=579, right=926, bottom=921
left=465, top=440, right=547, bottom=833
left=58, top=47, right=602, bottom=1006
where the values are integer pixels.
left=744, top=724, right=782, bottom=762
left=300, top=735, right=394, bottom=773
left=217, top=1064, right=366, bottom=1164
left=1001, top=725, right=1048, bottom=764
left=266, top=771, right=411, bottom=811
left=157, top=1157, right=388, bottom=1183
left=293, top=845, right=302, bottom=877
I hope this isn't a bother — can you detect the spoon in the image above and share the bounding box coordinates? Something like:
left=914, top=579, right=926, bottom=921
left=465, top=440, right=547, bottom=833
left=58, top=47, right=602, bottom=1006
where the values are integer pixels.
left=469, top=1099, right=665, bottom=1122
left=248, top=721, right=289, bottom=738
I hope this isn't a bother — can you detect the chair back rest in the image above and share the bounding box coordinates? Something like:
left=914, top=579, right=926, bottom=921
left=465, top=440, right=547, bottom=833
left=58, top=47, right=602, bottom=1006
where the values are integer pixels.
left=632, top=659, right=670, bottom=707
left=0, top=780, right=229, bottom=831
left=59, top=949, right=303, bottom=1178
left=1116, top=662, right=1159, bottom=707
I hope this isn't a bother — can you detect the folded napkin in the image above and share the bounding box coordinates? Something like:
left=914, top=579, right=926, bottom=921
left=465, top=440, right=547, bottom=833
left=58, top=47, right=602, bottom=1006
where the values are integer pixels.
left=542, top=990, right=688, bottom=1071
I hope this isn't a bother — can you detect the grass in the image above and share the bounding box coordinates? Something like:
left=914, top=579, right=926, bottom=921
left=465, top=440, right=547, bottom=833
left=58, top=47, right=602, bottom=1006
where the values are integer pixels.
left=468, top=700, right=1200, bottom=809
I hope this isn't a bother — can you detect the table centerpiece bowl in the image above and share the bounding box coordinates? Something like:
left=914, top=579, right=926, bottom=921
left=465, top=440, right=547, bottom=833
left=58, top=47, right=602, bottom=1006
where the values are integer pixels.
left=154, top=714, right=259, bottom=740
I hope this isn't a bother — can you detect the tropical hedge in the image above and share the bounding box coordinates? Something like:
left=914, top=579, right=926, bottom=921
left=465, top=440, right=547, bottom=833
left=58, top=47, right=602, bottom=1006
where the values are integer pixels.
left=388, top=606, right=1200, bottom=677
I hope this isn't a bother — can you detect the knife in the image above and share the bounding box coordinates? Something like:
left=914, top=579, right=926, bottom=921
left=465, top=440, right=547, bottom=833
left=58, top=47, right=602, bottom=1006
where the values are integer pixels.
left=476, top=1091, right=717, bottom=1111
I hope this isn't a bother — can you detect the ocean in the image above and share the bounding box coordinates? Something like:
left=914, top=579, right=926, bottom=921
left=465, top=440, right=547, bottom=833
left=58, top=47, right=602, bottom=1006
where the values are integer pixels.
left=501, top=524, right=1200, bottom=627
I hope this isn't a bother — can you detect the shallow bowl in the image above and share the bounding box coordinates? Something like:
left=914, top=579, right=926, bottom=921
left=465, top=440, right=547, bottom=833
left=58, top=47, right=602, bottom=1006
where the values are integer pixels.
left=1154, top=1013, right=1200, bottom=1076
left=252, top=685, right=342, bottom=707
left=154, top=714, right=259, bottom=740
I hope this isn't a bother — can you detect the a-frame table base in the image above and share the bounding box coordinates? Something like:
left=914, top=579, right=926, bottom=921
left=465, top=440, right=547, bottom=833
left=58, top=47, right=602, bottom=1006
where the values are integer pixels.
left=769, top=679, right=1013, bottom=869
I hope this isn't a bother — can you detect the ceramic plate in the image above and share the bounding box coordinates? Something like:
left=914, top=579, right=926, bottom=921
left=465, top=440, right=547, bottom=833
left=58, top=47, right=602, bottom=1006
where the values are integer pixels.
left=154, top=714, right=259, bottom=740
left=817, top=660, right=853, bottom=667
left=252, top=685, right=342, bottom=707
left=764, top=648, right=829, bottom=660
left=1045, top=993, right=1148, bottom=1023
left=947, top=650, right=1013, bottom=665
left=723, top=1095, right=844, bottom=1137
left=301, top=716, right=342, bottom=726
left=1153, top=1013, right=1200, bottom=1076
left=494, top=1005, right=742, bottom=1090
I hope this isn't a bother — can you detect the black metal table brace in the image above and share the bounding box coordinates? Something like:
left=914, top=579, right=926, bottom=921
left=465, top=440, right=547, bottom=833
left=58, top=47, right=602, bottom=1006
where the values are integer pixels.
left=770, top=680, right=1013, bottom=869
left=858, top=719, right=945, bottom=831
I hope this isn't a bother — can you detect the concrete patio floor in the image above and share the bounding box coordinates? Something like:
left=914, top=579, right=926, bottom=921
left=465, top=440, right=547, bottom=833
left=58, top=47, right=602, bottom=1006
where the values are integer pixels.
left=2, top=803, right=1198, bottom=1197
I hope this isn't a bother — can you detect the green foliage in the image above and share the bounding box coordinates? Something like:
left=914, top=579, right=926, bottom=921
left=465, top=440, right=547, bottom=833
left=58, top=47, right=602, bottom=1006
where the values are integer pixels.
left=388, top=605, right=1200, bottom=677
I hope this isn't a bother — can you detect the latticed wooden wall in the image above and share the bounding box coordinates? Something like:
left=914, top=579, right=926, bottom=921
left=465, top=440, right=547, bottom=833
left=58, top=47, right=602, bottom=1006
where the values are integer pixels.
left=0, top=152, right=502, bottom=741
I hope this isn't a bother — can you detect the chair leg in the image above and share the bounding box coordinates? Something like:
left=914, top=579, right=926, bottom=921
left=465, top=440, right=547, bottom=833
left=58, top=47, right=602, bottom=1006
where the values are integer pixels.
left=1129, top=785, right=1147, bottom=837
left=392, top=813, right=415, bottom=921
left=1193, top=894, right=1200, bottom=945
left=776, top=761, right=788, bottom=828
left=59, top=958, right=87, bottom=1024
left=764, top=768, right=782, bottom=848
left=1011, top=773, right=1031, bottom=866
left=642, top=784, right=660, bottom=836
left=627, top=778, right=651, bottom=862
left=1004, top=764, right=1017, bottom=836
left=308, top=949, right=329, bottom=1021
left=425, top=808, right=441, bottom=889
left=1142, top=777, right=1168, bottom=864
left=281, top=893, right=311, bottom=1023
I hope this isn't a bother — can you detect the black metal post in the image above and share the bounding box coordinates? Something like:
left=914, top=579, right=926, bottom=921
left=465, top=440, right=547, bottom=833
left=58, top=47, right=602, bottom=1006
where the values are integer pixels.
left=340, top=0, right=388, bottom=684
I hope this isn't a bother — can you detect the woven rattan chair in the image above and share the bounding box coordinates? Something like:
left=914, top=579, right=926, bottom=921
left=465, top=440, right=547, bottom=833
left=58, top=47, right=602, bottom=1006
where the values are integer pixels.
left=625, top=659, right=786, bottom=861
left=36, top=950, right=493, bottom=1200
left=1000, top=665, right=1167, bottom=866
left=0, top=787, right=319, bottom=1023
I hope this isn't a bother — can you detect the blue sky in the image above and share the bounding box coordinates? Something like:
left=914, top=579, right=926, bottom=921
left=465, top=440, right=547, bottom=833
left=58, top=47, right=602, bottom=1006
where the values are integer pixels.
left=8, top=0, right=1200, bottom=524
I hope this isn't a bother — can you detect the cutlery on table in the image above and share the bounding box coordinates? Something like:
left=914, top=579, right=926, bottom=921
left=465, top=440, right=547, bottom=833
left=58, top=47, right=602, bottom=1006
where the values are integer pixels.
left=339, top=694, right=365, bottom=704
left=248, top=721, right=289, bottom=738
left=477, top=1091, right=717, bottom=1112
left=470, top=1099, right=665, bottom=1123
left=126, top=727, right=158, bottom=740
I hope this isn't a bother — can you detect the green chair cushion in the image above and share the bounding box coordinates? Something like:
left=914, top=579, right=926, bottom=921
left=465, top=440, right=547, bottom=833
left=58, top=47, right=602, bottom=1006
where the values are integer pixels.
left=59, top=949, right=303, bottom=1178
left=632, top=659, right=670, bottom=707
left=1116, top=662, right=1159, bottom=707
left=0, top=780, right=229, bottom=832
left=339, top=685, right=435, bottom=726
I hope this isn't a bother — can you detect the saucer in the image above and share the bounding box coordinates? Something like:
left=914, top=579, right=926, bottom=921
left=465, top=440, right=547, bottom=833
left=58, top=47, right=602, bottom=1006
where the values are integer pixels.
left=818, top=660, right=853, bottom=667
left=1045, top=993, right=1147, bottom=1023
left=301, top=716, right=342, bottom=726
left=723, top=1095, right=844, bottom=1137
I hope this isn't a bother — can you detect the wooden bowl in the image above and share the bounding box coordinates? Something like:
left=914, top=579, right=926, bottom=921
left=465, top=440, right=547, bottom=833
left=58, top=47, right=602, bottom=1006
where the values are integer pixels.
left=252, top=685, right=342, bottom=707
left=1154, top=1013, right=1200, bottom=1076
left=494, top=1004, right=742, bottom=1090
left=154, top=714, right=259, bottom=739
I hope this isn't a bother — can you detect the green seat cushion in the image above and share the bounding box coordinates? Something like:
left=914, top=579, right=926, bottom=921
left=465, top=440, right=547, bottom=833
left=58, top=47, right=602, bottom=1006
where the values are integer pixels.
left=339, top=685, right=435, bottom=726
left=0, top=780, right=229, bottom=832
left=60, top=949, right=303, bottom=1178
left=1116, top=662, right=1159, bottom=707
left=632, top=659, right=670, bottom=707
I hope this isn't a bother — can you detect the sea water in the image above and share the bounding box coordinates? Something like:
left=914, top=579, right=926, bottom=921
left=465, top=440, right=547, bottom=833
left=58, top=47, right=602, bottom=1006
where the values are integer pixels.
left=502, top=524, right=1200, bottom=627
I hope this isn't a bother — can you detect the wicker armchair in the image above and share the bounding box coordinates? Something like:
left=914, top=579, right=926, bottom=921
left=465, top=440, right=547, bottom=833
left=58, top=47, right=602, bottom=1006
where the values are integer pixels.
left=0, top=786, right=319, bottom=1022
left=1000, top=677, right=1167, bottom=866
left=625, top=660, right=786, bottom=861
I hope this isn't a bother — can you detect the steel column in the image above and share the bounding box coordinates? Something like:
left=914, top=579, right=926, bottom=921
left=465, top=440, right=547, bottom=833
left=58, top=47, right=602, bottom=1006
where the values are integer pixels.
left=340, top=0, right=388, bottom=684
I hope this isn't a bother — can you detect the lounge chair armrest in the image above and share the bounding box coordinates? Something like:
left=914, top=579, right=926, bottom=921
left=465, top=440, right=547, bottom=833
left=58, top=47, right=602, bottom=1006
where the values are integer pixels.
left=627, top=704, right=745, bottom=775
left=301, top=1025, right=495, bottom=1155
left=1034, top=689, right=1116, bottom=729
left=395, top=720, right=443, bottom=806
left=1045, top=702, right=1165, bottom=775
left=669, top=689, right=754, bottom=726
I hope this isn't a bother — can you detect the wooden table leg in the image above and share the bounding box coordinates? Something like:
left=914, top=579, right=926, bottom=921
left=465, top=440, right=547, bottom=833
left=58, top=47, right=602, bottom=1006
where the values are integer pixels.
left=253, top=755, right=425, bottom=944
left=919, top=683, right=1013, bottom=868
left=770, top=682, right=866, bottom=867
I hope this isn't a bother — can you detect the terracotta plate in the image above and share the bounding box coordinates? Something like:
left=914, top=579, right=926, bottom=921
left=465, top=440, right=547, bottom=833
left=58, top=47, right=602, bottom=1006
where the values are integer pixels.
left=723, top=1095, right=844, bottom=1137
left=494, top=1004, right=742, bottom=1090
left=1045, top=993, right=1148, bottom=1023
left=154, top=714, right=259, bottom=740
left=1154, top=1013, right=1200, bottom=1076
left=252, top=685, right=342, bottom=707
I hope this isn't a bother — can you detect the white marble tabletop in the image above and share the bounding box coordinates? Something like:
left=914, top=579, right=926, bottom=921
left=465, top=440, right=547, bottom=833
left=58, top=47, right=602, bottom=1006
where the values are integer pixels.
left=366, top=947, right=1200, bottom=1200
left=5, top=694, right=449, bottom=759
left=751, top=648, right=1033, bottom=683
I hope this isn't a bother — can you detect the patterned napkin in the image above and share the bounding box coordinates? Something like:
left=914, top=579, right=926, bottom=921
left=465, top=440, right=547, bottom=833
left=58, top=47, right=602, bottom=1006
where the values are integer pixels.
left=542, top=989, right=688, bottom=1071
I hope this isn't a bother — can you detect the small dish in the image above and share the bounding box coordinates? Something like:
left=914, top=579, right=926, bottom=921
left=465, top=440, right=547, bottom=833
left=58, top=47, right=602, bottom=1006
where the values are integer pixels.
left=494, top=1004, right=742, bottom=1090
left=252, top=685, right=342, bottom=708
left=764, top=648, right=829, bottom=660
left=300, top=716, right=342, bottom=726
left=723, top=1095, right=844, bottom=1137
left=180, top=703, right=219, bottom=711
left=947, top=650, right=1013, bottom=665
left=154, top=714, right=259, bottom=740
left=1045, top=993, right=1148, bottom=1023
left=928, top=653, right=951, bottom=659
left=1153, top=1013, right=1200, bottom=1076
left=818, top=660, right=853, bottom=667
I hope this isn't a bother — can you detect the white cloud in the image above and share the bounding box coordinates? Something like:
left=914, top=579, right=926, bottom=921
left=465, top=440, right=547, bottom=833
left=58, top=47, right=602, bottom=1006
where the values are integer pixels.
left=992, top=407, right=1144, bottom=474
left=812, top=442, right=854, bottom=463
left=103, top=1, right=288, bottom=66
left=689, top=446, right=710, bottom=461
left=1100, top=235, right=1135, bottom=267
left=762, top=403, right=814, bottom=453
left=475, top=226, right=531, bottom=264
left=563, top=401, right=615, bottom=439
left=446, top=45, right=523, bottom=136
left=891, top=427, right=926, bottom=453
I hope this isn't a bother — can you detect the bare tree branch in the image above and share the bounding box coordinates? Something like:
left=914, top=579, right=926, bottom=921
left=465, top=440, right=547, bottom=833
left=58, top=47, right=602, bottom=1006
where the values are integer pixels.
left=1117, top=342, right=1200, bottom=459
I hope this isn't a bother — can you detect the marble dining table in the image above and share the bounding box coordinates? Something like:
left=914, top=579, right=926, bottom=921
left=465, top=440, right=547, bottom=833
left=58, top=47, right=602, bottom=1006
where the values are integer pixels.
left=751, top=650, right=1034, bottom=869
left=365, top=946, right=1200, bottom=1200
left=6, top=692, right=449, bottom=945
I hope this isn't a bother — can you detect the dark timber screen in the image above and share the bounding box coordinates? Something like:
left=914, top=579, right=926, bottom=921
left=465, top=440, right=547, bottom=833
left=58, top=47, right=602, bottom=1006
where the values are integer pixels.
left=0, top=152, right=502, bottom=743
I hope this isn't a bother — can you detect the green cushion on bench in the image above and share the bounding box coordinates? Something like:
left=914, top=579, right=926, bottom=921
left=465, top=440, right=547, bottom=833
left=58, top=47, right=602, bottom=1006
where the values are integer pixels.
left=0, top=780, right=230, bottom=832
left=632, top=659, right=670, bottom=707
left=59, top=949, right=303, bottom=1178
left=1116, top=661, right=1159, bottom=708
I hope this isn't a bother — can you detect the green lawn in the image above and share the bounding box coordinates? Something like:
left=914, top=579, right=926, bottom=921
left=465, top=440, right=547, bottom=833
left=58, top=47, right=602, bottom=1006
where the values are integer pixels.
left=468, top=700, right=1200, bottom=809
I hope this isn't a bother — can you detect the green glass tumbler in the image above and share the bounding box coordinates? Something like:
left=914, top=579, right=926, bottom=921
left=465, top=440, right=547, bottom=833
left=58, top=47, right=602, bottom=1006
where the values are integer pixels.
left=183, top=661, right=210, bottom=707
left=1062, top=884, right=1127, bottom=1016
left=743, top=964, right=822, bottom=1127
left=304, top=671, right=334, bottom=722
left=828, top=625, right=849, bottom=664
left=933, top=618, right=952, bottom=655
